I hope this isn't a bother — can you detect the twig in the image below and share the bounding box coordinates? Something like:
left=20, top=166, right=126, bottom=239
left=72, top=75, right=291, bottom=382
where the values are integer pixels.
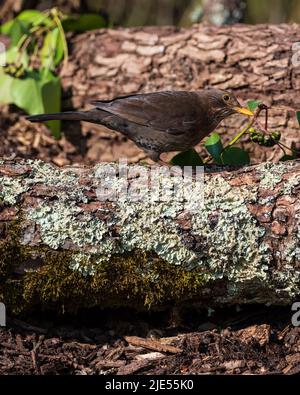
left=265, top=107, right=268, bottom=131
left=124, top=336, right=182, bottom=354
left=277, top=141, right=300, bottom=156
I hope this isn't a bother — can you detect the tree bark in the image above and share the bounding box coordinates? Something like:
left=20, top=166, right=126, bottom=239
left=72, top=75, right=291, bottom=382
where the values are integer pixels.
left=60, top=23, right=300, bottom=163
left=0, top=159, right=299, bottom=313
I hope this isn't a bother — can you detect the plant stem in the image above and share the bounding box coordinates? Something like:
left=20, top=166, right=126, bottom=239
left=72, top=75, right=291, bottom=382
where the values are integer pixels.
left=277, top=141, right=300, bottom=155
left=52, top=11, right=68, bottom=70
left=225, top=105, right=265, bottom=148
left=227, top=120, right=254, bottom=146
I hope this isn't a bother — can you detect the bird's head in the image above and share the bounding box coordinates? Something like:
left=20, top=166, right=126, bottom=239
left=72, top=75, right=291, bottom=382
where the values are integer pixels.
left=203, top=89, right=253, bottom=126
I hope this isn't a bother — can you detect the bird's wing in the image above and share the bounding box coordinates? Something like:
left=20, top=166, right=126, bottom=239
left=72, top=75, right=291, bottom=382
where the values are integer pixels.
left=91, top=91, right=202, bottom=135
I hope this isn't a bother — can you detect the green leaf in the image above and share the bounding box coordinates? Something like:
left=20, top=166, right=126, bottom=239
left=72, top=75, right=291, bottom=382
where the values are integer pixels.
left=41, top=28, right=63, bottom=69
left=280, top=154, right=296, bottom=162
left=62, top=14, right=106, bottom=33
left=221, top=147, right=250, bottom=166
left=0, top=69, right=14, bottom=103
left=296, top=111, right=300, bottom=127
left=9, top=69, right=61, bottom=137
left=18, top=10, right=53, bottom=28
left=0, top=19, right=14, bottom=35
left=5, top=46, right=29, bottom=67
left=39, top=69, right=61, bottom=138
left=11, top=71, right=44, bottom=114
left=204, top=132, right=223, bottom=164
left=17, top=10, right=44, bottom=22
left=170, top=149, right=204, bottom=166
left=247, top=100, right=261, bottom=112
left=6, top=19, right=28, bottom=46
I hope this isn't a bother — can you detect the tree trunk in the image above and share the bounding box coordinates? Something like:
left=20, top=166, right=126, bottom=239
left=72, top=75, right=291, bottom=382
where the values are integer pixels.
left=60, top=23, right=300, bottom=163
left=0, top=158, right=299, bottom=313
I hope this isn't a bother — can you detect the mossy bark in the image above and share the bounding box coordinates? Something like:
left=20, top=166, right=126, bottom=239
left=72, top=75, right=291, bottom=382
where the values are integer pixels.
left=0, top=158, right=300, bottom=314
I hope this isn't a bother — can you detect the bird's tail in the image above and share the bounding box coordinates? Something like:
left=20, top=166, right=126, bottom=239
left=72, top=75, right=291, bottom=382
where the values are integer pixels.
left=26, top=109, right=108, bottom=124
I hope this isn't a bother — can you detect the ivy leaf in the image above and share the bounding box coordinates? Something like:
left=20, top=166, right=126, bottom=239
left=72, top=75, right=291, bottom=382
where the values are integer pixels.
left=62, top=14, right=106, bottom=32
left=11, top=71, right=44, bottom=114
left=170, top=149, right=204, bottom=166
left=221, top=147, right=250, bottom=166
left=17, top=10, right=45, bottom=24
left=296, top=111, right=300, bottom=127
left=5, top=19, right=28, bottom=46
left=17, top=10, right=54, bottom=28
left=0, top=19, right=14, bottom=35
left=39, top=69, right=61, bottom=138
left=8, top=69, right=61, bottom=137
left=247, top=100, right=261, bottom=112
left=204, top=132, right=223, bottom=164
left=0, top=69, right=14, bottom=103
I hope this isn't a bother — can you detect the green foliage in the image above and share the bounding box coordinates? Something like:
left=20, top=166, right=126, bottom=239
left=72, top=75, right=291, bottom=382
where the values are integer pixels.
left=221, top=147, right=250, bottom=166
left=62, top=14, right=106, bottom=32
left=0, top=8, right=108, bottom=138
left=280, top=154, right=296, bottom=162
left=0, top=9, right=65, bottom=136
left=247, top=100, right=261, bottom=112
left=171, top=134, right=250, bottom=167
left=41, top=27, right=64, bottom=69
left=249, top=128, right=281, bottom=147
left=170, top=103, right=300, bottom=167
left=170, top=149, right=204, bottom=166
left=296, top=111, right=300, bottom=126
left=0, top=70, right=14, bottom=103
left=204, top=132, right=223, bottom=164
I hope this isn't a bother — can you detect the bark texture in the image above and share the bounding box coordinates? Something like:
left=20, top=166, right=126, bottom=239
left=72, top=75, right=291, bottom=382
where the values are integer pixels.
left=60, top=23, right=300, bottom=163
left=0, top=159, right=299, bottom=313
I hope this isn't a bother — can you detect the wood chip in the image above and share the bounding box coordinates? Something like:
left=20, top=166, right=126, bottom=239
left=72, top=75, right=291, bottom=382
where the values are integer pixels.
left=116, top=360, right=151, bottom=375
left=124, top=336, right=182, bottom=354
left=135, top=352, right=165, bottom=361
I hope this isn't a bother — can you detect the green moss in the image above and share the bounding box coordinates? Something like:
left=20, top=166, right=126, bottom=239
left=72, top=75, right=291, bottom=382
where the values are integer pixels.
left=0, top=219, right=206, bottom=313
left=0, top=219, right=25, bottom=281
left=0, top=218, right=29, bottom=312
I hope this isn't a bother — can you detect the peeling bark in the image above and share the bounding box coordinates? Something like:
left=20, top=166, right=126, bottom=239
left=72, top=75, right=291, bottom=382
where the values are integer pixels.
left=0, top=159, right=299, bottom=312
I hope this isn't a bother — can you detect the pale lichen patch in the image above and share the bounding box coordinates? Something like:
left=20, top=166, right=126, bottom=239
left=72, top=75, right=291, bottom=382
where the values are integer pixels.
left=257, top=161, right=293, bottom=190
left=191, top=175, right=270, bottom=292
left=0, top=177, right=28, bottom=205
left=69, top=252, right=96, bottom=276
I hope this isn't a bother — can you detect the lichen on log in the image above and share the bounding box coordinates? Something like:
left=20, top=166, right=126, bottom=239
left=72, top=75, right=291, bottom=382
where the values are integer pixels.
left=0, top=159, right=299, bottom=313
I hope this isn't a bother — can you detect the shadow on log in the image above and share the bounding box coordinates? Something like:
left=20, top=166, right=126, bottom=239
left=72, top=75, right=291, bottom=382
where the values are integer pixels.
left=0, top=159, right=299, bottom=314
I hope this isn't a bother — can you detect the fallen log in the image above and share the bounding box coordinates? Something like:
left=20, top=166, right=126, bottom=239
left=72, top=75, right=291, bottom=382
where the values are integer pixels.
left=0, top=158, right=299, bottom=313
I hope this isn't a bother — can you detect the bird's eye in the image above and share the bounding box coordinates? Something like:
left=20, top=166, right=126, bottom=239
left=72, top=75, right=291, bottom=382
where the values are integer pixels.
left=223, top=94, right=230, bottom=102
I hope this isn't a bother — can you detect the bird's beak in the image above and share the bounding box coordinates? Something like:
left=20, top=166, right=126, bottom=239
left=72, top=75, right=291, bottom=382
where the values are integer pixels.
left=234, top=107, right=254, bottom=116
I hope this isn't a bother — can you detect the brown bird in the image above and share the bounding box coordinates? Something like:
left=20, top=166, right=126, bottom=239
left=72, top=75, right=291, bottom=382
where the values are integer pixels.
left=27, top=89, right=253, bottom=163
